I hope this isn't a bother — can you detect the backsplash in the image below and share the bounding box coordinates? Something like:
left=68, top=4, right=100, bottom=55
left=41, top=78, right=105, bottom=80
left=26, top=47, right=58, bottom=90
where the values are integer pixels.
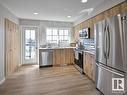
left=83, top=39, right=95, bottom=50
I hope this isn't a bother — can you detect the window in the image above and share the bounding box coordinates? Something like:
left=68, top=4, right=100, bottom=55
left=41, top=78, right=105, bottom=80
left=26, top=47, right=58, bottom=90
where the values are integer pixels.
left=46, top=28, right=70, bottom=44
left=25, top=29, right=36, bottom=59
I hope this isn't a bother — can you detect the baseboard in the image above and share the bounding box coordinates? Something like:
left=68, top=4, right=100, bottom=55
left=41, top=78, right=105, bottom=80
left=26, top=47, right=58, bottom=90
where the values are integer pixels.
left=0, top=78, right=5, bottom=85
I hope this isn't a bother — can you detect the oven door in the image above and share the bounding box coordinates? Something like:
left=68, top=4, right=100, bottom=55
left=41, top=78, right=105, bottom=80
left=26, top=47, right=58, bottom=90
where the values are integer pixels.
left=74, top=50, right=83, bottom=69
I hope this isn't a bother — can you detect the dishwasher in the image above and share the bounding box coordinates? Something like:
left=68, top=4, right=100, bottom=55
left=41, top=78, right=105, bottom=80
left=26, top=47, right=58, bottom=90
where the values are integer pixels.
left=39, top=49, right=53, bottom=68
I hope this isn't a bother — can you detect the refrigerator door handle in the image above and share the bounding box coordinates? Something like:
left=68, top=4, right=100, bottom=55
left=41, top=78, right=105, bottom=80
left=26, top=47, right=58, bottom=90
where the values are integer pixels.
left=103, top=25, right=107, bottom=58
left=107, top=25, right=110, bottom=59
left=96, top=63, right=124, bottom=77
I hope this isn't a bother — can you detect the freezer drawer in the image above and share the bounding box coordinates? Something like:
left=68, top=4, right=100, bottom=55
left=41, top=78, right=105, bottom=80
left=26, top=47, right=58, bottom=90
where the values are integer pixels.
left=95, top=63, right=127, bottom=95
left=39, top=49, right=53, bottom=67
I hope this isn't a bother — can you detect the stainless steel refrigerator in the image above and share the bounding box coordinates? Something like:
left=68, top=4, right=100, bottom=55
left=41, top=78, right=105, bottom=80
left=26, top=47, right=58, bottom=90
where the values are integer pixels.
left=95, top=13, right=127, bottom=95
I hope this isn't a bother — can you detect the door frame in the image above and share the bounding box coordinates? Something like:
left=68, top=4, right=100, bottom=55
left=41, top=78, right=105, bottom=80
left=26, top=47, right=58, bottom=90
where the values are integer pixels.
left=21, top=26, right=39, bottom=65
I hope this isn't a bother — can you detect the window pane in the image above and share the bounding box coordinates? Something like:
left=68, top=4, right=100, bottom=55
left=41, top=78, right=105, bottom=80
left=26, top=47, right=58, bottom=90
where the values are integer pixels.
left=47, top=36, right=52, bottom=40
left=64, top=30, right=69, bottom=35
left=64, top=36, right=68, bottom=40
left=25, top=30, right=30, bottom=43
left=46, top=28, right=69, bottom=44
left=31, top=30, right=35, bottom=40
left=31, top=46, right=36, bottom=59
left=53, top=36, right=58, bottom=40
left=53, top=29, right=58, bottom=35
left=59, top=30, right=64, bottom=35
left=25, top=45, right=30, bottom=58
left=47, top=29, right=52, bottom=35
left=51, top=40, right=57, bottom=43
left=59, top=36, right=63, bottom=40
left=25, top=30, right=30, bottom=39
left=25, top=29, right=37, bottom=60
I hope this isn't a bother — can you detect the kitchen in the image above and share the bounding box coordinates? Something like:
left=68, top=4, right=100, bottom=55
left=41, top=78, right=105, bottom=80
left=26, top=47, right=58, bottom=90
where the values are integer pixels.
left=0, top=0, right=127, bottom=95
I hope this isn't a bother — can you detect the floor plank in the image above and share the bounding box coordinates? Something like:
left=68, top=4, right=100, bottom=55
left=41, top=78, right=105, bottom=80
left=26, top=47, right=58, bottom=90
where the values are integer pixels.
left=0, top=65, right=100, bottom=95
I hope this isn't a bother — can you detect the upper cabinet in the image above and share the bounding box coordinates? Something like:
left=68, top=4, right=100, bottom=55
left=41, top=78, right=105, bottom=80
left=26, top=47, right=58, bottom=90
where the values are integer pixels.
left=121, top=1, right=127, bottom=13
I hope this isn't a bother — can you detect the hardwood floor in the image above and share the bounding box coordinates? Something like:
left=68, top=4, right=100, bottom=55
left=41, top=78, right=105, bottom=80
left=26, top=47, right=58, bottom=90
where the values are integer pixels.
left=0, top=65, right=100, bottom=95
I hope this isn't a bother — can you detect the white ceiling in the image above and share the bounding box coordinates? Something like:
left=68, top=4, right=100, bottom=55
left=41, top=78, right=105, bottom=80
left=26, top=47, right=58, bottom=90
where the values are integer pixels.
left=0, top=0, right=106, bottom=22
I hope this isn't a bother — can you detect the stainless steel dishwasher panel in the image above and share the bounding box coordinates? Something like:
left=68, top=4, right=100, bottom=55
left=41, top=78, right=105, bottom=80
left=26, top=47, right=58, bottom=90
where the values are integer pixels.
left=39, top=49, right=53, bottom=67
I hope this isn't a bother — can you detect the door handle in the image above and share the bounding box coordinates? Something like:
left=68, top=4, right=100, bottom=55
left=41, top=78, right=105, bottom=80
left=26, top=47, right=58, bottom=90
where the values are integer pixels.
left=96, top=63, right=124, bottom=77
left=107, top=25, right=110, bottom=59
left=103, top=25, right=107, bottom=59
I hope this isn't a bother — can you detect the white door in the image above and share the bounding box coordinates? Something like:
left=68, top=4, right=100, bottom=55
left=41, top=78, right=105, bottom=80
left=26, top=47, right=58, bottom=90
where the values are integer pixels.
left=23, top=27, right=38, bottom=64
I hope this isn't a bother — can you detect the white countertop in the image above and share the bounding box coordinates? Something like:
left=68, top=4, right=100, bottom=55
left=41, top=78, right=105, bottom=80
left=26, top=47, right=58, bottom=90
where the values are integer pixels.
left=83, top=50, right=95, bottom=55
left=39, top=47, right=76, bottom=50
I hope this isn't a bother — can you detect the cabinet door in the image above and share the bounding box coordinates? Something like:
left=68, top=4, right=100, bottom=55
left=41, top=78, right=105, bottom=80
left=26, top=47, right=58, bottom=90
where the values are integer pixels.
left=95, top=13, right=104, bottom=23
left=83, top=52, right=93, bottom=79
left=14, top=24, right=20, bottom=68
left=83, top=52, right=86, bottom=73
left=5, top=19, right=20, bottom=76
left=61, top=49, right=66, bottom=65
left=121, top=1, right=127, bottom=13
left=53, top=49, right=61, bottom=66
left=8, top=20, right=14, bottom=75
left=84, top=53, right=89, bottom=74
left=5, top=19, right=11, bottom=76
left=64, top=49, right=69, bottom=64
left=92, top=55, right=95, bottom=82
left=53, top=48, right=74, bottom=66
left=70, top=48, right=74, bottom=64
left=111, top=5, right=120, bottom=17
left=87, top=54, right=92, bottom=79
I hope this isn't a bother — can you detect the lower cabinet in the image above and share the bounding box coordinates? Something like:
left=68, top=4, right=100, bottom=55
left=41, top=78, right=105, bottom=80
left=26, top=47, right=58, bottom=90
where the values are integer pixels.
left=53, top=48, right=74, bottom=66
left=83, top=52, right=95, bottom=82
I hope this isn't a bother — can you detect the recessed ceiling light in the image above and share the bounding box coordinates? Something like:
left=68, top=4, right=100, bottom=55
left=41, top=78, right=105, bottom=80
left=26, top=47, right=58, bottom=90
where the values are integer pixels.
left=67, top=16, right=71, bottom=18
left=33, top=12, right=39, bottom=15
left=81, top=0, right=87, bottom=3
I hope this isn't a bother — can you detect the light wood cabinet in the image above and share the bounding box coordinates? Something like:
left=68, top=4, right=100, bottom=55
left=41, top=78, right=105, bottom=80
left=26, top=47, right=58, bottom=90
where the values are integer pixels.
left=109, top=5, right=121, bottom=17
left=53, top=48, right=74, bottom=66
left=83, top=52, right=95, bottom=81
left=5, top=19, right=21, bottom=77
left=53, top=49, right=61, bottom=66
left=121, top=1, right=127, bottom=13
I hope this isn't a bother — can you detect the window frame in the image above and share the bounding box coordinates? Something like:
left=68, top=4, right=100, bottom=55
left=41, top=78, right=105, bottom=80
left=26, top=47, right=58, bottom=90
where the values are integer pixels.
left=46, top=28, right=70, bottom=44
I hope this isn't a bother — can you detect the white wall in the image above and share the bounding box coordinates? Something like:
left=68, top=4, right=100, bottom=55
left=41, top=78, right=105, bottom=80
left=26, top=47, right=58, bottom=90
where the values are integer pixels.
left=0, top=3, right=19, bottom=84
